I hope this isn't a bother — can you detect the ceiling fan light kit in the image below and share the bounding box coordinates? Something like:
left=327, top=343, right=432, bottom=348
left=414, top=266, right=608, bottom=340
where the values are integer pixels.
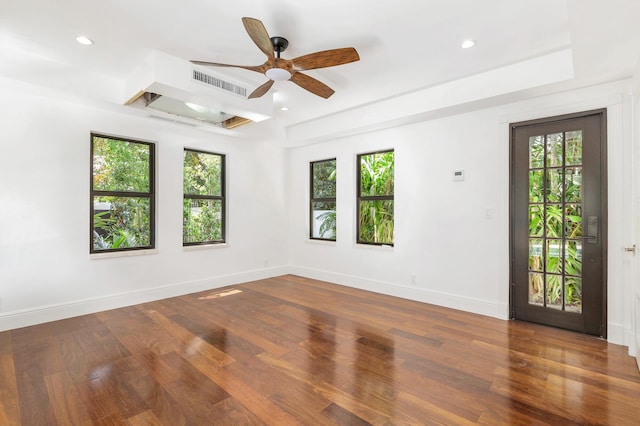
left=191, top=17, right=360, bottom=99
left=265, top=67, right=291, bottom=81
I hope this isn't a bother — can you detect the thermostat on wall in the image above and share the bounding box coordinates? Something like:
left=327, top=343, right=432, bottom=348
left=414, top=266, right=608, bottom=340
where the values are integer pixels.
left=453, top=169, right=465, bottom=181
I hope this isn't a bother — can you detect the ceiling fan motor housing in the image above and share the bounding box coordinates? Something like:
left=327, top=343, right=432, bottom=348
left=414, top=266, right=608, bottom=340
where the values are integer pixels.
left=270, top=37, right=289, bottom=56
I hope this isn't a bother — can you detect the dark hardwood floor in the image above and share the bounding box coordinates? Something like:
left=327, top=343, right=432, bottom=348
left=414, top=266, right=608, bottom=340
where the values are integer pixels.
left=1, top=275, right=639, bottom=425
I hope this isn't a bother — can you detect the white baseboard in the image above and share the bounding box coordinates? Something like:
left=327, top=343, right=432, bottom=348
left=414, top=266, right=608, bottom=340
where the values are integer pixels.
left=607, top=321, right=630, bottom=348
left=623, top=328, right=637, bottom=357
left=0, top=266, right=288, bottom=332
left=635, top=293, right=640, bottom=363
left=289, top=265, right=509, bottom=320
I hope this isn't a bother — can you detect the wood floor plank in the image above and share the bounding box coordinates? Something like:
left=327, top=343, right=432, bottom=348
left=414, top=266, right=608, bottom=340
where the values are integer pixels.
left=125, top=410, right=162, bottom=426
left=6, top=275, right=640, bottom=425
left=206, top=398, right=267, bottom=426
left=187, top=353, right=301, bottom=425
left=159, top=351, right=231, bottom=425
left=75, top=378, right=124, bottom=424
left=96, top=356, right=150, bottom=420
left=137, top=306, right=235, bottom=366
left=12, top=333, right=63, bottom=425
left=320, top=403, right=373, bottom=426
left=44, top=370, right=92, bottom=425
left=0, top=349, right=21, bottom=425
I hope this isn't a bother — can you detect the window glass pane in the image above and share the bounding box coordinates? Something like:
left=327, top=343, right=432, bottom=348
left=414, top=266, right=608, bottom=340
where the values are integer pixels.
left=528, top=272, right=544, bottom=306
left=360, top=151, right=394, bottom=196
left=529, top=170, right=543, bottom=202
left=359, top=200, right=394, bottom=244
left=565, top=167, right=582, bottom=202
left=93, top=196, right=151, bottom=250
left=565, top=130, right=582, bottom=166
left=311, top=202, right=336, bottom=239
left=183, top=199, right=223, bottom=244
left=529, top=136, right=544, bottom=168
left=184, top=150, right=222, bottom=196
left=546, top=168, right=563, bottom=203
left=545, top=274, right=563, bottom=310
left=546, top=239, right=563, bottom=274
left=546, top=204, right=563, bottom=238
left=565, top=277, right=582, bottom=313
left=565, top=241, right=582, bottom=277
left=312, top=160, right=336, bottom=198
left=546, top=133, right=563, bottom=167
left=565, top=204, right=582, bottom=239
left=529, top=204, right=543, bottom=237
left=93, top=136, right=150, bottom=192
left=529, top=239, right=544, bottom=272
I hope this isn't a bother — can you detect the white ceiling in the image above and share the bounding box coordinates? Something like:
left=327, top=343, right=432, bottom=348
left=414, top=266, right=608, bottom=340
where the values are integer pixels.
left=2, top=0, right=640, bottom=136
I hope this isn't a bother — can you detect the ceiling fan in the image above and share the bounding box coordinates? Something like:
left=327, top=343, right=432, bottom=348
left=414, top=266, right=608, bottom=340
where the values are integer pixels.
left=191, top=17, right=360, bottom=99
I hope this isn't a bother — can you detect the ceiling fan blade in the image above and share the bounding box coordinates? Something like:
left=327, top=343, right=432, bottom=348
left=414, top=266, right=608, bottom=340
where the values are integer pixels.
left=190, top=60, right=264, bottom=74
left=290, top=72, right=335, bottom=99
left=248, top=80, right=275, bottom=99
left=292, top=48, right=360, bottom=71
left=242, top=17, right=275, bottom=59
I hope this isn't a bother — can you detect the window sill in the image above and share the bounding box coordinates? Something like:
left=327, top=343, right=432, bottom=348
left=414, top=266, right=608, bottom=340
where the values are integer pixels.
left=183, top=243, right=229, bottom=251
left=306, top=239, right=336, bottom=246
left=90, top=249, right=159, bottom=260
left=353, top=243, right=394, bottom=251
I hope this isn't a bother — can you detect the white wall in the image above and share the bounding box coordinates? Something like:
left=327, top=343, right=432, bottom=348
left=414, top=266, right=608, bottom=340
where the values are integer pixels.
left=0, top=79, right=289, bottom=331
left=287, top=79, right=636, bottom=349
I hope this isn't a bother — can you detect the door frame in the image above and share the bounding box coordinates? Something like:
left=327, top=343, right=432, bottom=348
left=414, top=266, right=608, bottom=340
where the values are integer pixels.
left=509, top=108, right=608, bottom=337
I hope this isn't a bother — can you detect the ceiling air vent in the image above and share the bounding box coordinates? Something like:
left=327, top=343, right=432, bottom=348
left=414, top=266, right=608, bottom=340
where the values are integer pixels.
left=193, top=69, right=247, bottom=97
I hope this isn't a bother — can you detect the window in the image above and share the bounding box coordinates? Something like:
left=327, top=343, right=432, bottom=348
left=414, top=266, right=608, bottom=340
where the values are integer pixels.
left=357, top=150, right=394, bottom=245
left=183, top=149, right=225, bottom=245
left=310, top=158, right=337, bottom=240
left=91, top=133, right=155, bottom=253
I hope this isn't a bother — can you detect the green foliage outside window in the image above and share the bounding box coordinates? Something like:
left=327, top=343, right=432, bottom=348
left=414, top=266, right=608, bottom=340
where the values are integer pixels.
left=358, top=150, right=394, bottom=245
left=311, top=159, right=337, bottom=240
left=93, top=138, right=150, bottom=192
left=183, top=150, right=225, bottom=244
left=91, top=135, right=153, bottom=252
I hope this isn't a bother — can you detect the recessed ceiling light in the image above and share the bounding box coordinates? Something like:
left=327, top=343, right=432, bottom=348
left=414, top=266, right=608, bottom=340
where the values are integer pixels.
left=280, top=106, right=289, bottom=111
left=76, top=35, right=94, bottom=46
left=461, top=39, right=476, bottom=49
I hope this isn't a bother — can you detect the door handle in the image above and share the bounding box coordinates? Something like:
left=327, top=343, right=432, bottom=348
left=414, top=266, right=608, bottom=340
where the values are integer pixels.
left=582, top=216, right=598, bottom=244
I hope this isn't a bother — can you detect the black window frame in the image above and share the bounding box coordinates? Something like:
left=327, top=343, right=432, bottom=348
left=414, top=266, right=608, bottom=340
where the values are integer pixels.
left=357, top=149, right=394, bottom=246
left=183, top=148, right=226, bottom=246
left=310, top=158, right=337, bottom=241
left=90, top=132, right=155, bottom=254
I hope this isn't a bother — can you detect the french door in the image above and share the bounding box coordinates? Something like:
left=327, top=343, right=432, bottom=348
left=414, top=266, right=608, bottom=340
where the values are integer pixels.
left=510, top=110, right=607, bottom=336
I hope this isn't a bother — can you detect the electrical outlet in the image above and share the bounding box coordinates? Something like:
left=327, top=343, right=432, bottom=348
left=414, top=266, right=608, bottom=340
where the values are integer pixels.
left=264, top=259, right=269, bottom=268
left=410, top=274, right=417, bottom=285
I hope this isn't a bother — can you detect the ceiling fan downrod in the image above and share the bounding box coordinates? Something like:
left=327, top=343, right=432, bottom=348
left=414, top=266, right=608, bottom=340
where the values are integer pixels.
left=270, top=36, right=288, bottom=58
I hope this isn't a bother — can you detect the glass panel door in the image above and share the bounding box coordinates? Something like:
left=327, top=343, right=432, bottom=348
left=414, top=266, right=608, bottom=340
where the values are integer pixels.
left=527, top=131, right=583, bottom=313
left=511, top=110, right=605, bottom=337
